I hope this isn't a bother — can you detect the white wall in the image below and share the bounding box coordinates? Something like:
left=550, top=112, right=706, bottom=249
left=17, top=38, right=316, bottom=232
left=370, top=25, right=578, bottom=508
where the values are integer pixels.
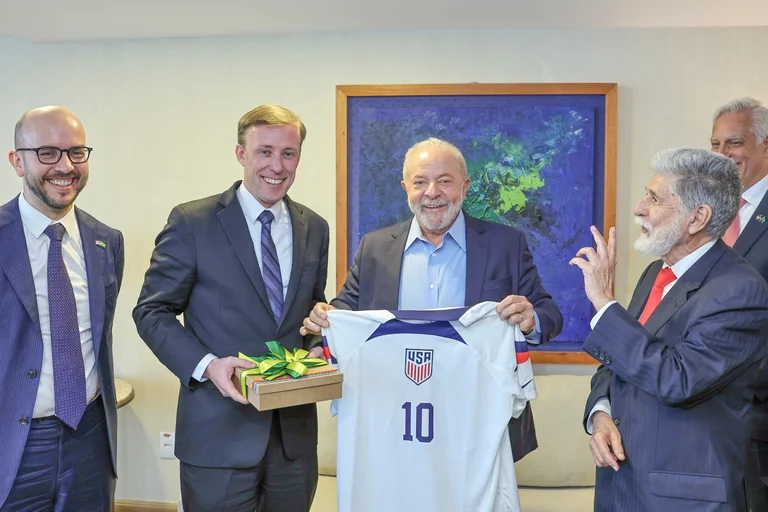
left=1, top=27, right=766, bottom=502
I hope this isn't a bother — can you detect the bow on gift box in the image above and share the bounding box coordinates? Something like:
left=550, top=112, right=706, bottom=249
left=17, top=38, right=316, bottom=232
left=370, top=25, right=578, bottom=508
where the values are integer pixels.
left=239, top=341, right=328, bottom=396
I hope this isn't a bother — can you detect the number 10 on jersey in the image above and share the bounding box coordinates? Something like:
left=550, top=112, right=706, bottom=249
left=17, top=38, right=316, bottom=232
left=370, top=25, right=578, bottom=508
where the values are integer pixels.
left=402, top=402, right=434, bottom=443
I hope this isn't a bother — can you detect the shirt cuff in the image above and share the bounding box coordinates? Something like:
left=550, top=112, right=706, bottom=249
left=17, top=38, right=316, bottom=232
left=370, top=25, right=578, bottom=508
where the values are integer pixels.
left=586, top=398, right=612, bottom=435
left=590, top=300, right=618, bottom=330
left=192, top=353, right=217, bottom=383
left=524, top=310, right=542, bottom=344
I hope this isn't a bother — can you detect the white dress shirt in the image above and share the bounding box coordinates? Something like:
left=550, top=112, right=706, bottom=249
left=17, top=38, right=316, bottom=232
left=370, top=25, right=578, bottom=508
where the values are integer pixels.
left=18, top=193, right=99, bottom=419
left=738, top=173, right=768, bottom=234
left=192, top=183, right=294, bottom=382
left=585, top=240, right=717, bottom=433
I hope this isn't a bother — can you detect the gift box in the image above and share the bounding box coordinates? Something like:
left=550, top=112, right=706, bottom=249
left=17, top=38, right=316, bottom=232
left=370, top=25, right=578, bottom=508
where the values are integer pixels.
left=234, top=342, right=343, bottom=411
left=235, top=365, right=342, bottom=411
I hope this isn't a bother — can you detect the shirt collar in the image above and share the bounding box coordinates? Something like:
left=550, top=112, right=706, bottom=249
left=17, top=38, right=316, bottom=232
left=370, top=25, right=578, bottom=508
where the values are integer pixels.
left=18, top=192, right=80, bottom=241
left=237, top=182, right=285, bottom=225
left=665, top=239, right=717, bottom=279
left=743, top=172, right=768, bottom=208
left=404, top=210, right=467, bottom=252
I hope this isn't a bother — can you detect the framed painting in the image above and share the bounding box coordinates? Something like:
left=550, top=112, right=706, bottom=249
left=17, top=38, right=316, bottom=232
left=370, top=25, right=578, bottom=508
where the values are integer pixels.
left=336, top=83, right=617, bottom=364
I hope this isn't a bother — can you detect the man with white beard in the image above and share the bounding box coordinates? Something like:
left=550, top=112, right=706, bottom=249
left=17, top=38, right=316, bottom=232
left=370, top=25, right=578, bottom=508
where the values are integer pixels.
left=573, top=148, right=768, bottom=511
left=302, top=137, right=562, bottom=462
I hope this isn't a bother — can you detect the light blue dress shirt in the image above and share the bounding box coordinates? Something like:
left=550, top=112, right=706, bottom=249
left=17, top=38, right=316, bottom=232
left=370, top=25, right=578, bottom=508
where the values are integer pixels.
left=397, top=211, right=541, bottom=342
left=398, top=212, right=467, bottom=310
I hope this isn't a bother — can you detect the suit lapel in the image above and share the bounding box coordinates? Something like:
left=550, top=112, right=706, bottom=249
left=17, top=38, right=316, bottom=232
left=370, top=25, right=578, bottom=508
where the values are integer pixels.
left=643, top=241, right=726, bottom=334
left=0, top=197, right=40, bottom=331
left=76, top=209, right=106, bottom=361
left=216, top=184, right=272, bottom=316
left=627, top=260, right=661, bottom=320
left=282, top=196, right=307, bottom=326
left=464, top=215, right=488, bottom=306
left=380, top=221, right=410, bottom=310
left=734, top=192, right=768, bottom=256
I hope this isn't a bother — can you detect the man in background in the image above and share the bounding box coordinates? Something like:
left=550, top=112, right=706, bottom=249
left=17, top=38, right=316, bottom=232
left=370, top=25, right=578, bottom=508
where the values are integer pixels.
left=0, top=106, right=124, bottom=510
left=711, top=97, right=768, bottom=511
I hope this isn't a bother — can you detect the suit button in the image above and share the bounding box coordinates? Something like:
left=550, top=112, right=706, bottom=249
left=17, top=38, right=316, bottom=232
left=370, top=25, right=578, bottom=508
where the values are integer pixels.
left=599, top=355, right=605, bottom=361
left=614, top=418, right=620, bottom=426
left=605, top=358, right=612, bottom=365
left=28, top=370, right=37, bottom=378
left=20, top=417, right=28, bottom=425
left=593, top=349, right=601, bottom=356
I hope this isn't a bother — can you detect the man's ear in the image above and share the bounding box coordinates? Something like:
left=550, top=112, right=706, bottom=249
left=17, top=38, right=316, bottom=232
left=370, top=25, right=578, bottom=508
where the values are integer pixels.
left=8, top=151, right=24, bottom=177
left=235, top=144, right=246, bottom=166
left=688, top=204, right=713, bottom=235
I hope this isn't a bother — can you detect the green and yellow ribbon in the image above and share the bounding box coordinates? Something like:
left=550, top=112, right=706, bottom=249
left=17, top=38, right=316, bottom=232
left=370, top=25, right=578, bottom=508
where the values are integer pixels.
left=239, top=341, right=328, bottom=396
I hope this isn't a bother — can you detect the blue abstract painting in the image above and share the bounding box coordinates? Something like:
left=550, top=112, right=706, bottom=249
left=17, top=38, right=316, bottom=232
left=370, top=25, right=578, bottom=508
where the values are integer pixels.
left=345, top=94, right=609, bottom=349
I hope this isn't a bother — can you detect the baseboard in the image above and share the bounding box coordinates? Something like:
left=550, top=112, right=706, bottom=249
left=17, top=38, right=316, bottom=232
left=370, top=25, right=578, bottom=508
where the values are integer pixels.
left=114, top=499, right=178, bottom=512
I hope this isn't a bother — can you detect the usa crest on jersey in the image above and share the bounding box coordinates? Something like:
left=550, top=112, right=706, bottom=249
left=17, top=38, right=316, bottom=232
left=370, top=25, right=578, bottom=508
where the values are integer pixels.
left=405, top=348, right=433, bottom=385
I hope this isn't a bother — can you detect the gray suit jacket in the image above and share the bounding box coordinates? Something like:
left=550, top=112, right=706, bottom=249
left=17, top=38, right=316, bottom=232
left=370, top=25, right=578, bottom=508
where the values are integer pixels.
left=584, top=241, right=768, bottom=511
left=331, top=214, right=563, bottom=461
left=133, top=182, right=329, bottom=467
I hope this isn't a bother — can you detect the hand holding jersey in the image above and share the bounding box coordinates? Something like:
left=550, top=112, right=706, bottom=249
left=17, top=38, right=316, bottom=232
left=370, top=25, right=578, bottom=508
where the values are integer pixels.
left=321, top=302, right=536, bottom=512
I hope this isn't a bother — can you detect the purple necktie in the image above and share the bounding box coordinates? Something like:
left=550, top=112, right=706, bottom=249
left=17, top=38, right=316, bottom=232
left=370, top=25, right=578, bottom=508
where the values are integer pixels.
left=257, top=210, right=284, bottom=322
left=45, top=223, right=87, bottom=429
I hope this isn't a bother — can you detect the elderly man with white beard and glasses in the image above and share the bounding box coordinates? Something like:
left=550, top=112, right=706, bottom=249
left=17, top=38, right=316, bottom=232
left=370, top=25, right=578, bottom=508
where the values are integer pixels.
left=301, top=137, right=562, bottom=462
left=574, top=148, right=768, bottom=511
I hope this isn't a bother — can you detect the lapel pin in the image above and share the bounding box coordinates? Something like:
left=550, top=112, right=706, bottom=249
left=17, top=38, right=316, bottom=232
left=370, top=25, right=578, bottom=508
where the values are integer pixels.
left=757, top=215, right=766, bottom=224
left=95, top=240, right=107, bottom=248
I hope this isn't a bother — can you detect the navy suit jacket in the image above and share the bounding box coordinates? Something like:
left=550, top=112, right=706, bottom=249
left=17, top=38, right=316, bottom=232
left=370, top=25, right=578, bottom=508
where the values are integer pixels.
left=0, top=196, right=124, bottom=506
left=331, top=213, right=563, bottom=461
left=733, top=193, right=768, bottom=446
left=583, top=241, right=768, bottom=511
left=133, top=182, right=329, bottom=467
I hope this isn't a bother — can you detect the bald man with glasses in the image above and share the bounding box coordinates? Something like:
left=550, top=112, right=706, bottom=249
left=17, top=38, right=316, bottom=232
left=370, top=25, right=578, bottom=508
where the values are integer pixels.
left=0, top=106, right=124, bottom=511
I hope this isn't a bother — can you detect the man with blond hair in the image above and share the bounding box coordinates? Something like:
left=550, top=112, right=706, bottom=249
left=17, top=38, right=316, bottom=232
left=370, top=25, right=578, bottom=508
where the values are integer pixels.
left=134, top=104, right=329, bottom=511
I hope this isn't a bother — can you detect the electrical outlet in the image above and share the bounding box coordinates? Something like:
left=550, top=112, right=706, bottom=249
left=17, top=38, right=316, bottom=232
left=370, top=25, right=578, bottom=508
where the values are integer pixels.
left=159, top=432, right=176, bottom=459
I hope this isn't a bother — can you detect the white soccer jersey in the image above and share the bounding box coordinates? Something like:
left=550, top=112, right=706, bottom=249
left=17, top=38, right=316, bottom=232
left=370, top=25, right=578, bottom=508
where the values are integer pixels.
left=322, top=302, right=536, bottom=512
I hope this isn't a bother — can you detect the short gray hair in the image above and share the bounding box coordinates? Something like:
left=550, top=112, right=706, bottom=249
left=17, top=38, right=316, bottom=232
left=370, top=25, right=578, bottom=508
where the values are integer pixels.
left=402, top=138, right=467, bottom=180
left=713, top=97, right=768, bottom=144
left=651, top=148, right=741, bottom=240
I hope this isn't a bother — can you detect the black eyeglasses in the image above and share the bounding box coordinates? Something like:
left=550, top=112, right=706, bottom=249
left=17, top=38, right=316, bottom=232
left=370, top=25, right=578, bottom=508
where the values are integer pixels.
left=15, top=146, right=93, bottom=164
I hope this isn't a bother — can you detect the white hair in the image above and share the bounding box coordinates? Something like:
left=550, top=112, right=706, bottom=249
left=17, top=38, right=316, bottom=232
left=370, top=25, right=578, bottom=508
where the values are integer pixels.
left=713, top=97, right=768, bottom=144
left=402, top=138, right=467, bottom=180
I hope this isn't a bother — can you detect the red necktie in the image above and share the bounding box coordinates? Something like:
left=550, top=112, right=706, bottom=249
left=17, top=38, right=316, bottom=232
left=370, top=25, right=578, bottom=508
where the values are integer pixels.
left=638, top=267, right=676, bottom=325
left=722, top=198, right=748, bottom=247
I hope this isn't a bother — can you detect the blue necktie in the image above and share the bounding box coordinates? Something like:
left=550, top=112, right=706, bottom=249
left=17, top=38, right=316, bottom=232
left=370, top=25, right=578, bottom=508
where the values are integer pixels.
left=45, top=223, right=87, bottom=429
left=257, top=210, right=284, bottom=322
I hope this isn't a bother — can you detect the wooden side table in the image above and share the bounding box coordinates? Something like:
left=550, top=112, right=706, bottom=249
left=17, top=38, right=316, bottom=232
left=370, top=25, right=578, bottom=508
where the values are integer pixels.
left=114, top=378, right=135, bottom=409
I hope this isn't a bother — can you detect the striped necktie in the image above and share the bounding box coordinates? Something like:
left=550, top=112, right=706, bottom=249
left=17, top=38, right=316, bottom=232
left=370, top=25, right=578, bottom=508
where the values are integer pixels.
left=258, top=210, right=284, bottom=322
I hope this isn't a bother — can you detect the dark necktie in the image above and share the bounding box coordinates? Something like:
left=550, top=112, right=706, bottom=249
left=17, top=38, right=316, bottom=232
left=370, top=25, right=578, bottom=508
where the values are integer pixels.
left=257, top=210, right=284, bottom=322
left=638, top=267, right=676, bottom=325
left=45, top=223, right=87, bottom=429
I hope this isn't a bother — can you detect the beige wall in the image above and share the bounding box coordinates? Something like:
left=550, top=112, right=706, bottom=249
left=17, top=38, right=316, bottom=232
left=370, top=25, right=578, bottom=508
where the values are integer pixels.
left=1, top=27, right=767, bottom=502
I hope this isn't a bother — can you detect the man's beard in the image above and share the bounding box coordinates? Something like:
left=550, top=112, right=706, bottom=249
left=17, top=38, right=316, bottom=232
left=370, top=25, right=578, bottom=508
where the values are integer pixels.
left=24, top=171, right=86, bottom=212
left=633, top=213, right=686, bottom=257
left=408, top=196, right=464, bottom=234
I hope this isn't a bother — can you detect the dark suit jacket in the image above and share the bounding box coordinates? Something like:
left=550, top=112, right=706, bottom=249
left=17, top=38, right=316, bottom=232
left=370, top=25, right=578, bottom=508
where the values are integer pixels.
left=331, top=213, right=563, bottom=461
left=733, top=193, right=768, bottom=446
left=583, top=241, right=768, bottom=511
left=0, top=196, right=124, bottom=506
left=133, top=181, right=329, bottom=468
